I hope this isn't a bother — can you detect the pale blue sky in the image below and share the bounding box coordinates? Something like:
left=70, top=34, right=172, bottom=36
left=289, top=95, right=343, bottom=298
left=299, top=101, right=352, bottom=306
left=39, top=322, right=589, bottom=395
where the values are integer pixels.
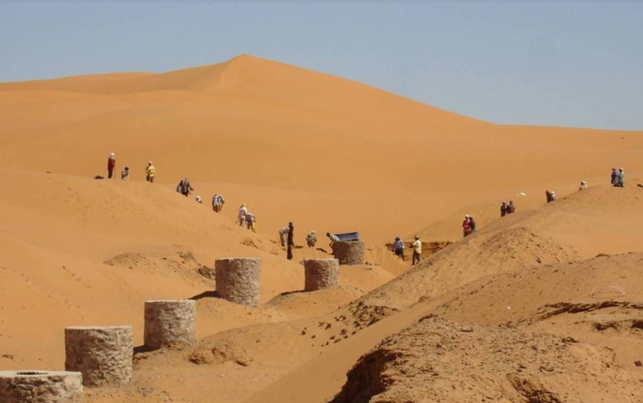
left=1, top=1, right=641, bottom=130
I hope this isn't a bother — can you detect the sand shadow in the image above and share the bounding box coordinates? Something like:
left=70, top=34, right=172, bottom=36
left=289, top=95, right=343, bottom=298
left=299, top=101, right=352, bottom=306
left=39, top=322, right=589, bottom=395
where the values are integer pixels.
left=190, top=291, right=219, bottom=300
left=316, top=247, right=333, bottom=255
left=133, top=344, right=155, bottom=355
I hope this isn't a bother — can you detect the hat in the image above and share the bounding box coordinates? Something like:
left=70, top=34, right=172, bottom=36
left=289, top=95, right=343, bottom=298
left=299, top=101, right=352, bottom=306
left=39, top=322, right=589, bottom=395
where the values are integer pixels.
left=148, top=161, right=152, bottom=164
left=465, top=214, right=470, bottom=218
left=619, top=167, right=624, bottom=171
left=414, top=235, right=419, bottom=239
left=241, top=203, right=246, bottom=207
left=311, top=230, right=316, bottom=234
left=110, top=152, right=115, bottom=157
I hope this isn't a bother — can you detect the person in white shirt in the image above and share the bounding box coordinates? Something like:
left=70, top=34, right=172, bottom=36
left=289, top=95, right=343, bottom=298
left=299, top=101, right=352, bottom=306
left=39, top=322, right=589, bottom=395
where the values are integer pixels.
left=238, top=203, right=248, bottom=227
left=279, top=226, right=290, bottom=248
left=412, top=235, right=422, bottom=265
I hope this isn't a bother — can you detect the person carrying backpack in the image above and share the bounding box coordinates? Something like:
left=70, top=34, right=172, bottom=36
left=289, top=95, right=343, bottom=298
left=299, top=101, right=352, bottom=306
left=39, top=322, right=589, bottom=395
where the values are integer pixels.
left=180, top=178, right=194, bottom=197
left=212, top=194, right=225, bottom=212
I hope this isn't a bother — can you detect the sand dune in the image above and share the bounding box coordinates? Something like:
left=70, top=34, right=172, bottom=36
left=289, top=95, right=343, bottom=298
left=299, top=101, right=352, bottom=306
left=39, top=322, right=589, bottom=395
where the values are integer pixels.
left=1, top=55, right=643, bottom=403
left=1, top=55, right=642, bottom=243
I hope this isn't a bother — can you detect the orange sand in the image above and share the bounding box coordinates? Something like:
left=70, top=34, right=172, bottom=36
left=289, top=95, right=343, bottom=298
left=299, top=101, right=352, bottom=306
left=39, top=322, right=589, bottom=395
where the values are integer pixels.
left=1, top=55, right=642, bottom=402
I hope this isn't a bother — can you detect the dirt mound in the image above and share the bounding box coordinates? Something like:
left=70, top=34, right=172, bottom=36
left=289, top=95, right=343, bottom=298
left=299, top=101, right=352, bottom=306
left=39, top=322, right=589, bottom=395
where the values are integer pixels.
left=332, top=317, right=643, bottom=403
left=363, top=226, right=576, bottom=309
left=189, top=339, right=253, bottom=367
left=431, top=252, right=643, bottom=326
left=265, top=286, right=363, bottom=319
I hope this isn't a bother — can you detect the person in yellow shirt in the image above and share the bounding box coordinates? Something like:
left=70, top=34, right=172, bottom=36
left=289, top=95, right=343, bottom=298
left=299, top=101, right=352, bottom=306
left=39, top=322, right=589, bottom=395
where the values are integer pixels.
left=412, top=235, right=422, bottom=266
left=145, top=161, right=155, bottom=183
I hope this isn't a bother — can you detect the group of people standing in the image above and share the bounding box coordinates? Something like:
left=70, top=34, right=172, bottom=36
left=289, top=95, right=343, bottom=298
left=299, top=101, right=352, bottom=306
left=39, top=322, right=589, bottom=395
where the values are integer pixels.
left=276, top=222, right=295, bottom=260
left=393, top=235, right=423, bottom=265
left=500, top=201, right=516, bottom=217
left=237, top=203, right=257, bottom=232
left=105, top=152, right=155, bottom=183
left=611, top=168, right=625, bottom=187
left=462, top=215, right=476, bottom=237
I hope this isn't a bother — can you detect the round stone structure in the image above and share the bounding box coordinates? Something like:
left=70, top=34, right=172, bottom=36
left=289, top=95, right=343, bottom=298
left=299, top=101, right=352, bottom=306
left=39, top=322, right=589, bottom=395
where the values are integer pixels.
left=215, top=258, right=261, bottom=306
left=144, top=299, right=196, bottom=350
left=65, top=326, right=133, bottom=387
left=332, top=241, right=365, bottom=265
left=0, top=370, right=83, bottom=403
left=304, top=259, right=340, bottom=291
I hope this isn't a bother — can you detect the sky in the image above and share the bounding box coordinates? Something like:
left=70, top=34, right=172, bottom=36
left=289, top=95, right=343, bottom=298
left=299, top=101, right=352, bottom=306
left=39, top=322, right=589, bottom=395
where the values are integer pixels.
left=1, top=1, right=641, bottom=130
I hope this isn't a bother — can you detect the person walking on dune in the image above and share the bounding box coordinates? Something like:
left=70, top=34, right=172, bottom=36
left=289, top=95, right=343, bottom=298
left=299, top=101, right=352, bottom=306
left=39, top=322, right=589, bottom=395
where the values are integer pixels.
left=394, top=236, right=405, bottom=261
left=279, top=225, right=290, bottom=248
left=107, top=153, right=116, bottom=179
left=195, top=195, right=202, bottom=204
left=507, top=200, right=516, bottom=214
left=500, top=202, right=508, bottom=217
left=145, top=161, right=155, bottom=183
left=469, top=216, right=477, bottom=235
left=121, top=166, right=130, bottom=180
left=617, top=168, right=625, bottom=187
left=177, top=178, right=194, bottom=197
left=579, top=180, right=588, bottom=191
left=246, top=212, right=257, bottom=232
left=545, top=190, right=556, bottom=203
left=306, top=230, right=317, bottom=248
left=238, top=203, right=248, bottom=227
left=462, top=215, right=472, bottom=237
left=287, top=222, right=294, bottom=260
left=212, top=193, right=225, bottom=212
left=412, top=235, right=422, bottom=265
left=611, top=168, right=619, bottom=186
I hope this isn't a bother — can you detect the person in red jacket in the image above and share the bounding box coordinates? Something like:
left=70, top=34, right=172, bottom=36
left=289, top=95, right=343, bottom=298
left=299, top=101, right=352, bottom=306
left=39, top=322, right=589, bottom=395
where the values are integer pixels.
left=107, top=153, right=116, bottom=179
left=462, top=215, right=472, bottom=237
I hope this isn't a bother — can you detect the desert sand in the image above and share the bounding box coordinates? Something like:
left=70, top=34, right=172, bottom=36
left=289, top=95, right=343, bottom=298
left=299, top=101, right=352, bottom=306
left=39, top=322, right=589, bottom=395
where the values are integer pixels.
left=1, top=55, right=642, bottom=402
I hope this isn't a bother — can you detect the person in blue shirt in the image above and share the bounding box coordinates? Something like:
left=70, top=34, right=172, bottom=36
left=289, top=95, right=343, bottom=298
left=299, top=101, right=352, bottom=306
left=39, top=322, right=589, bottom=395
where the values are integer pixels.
left=393, top=237, right=405, bottom=261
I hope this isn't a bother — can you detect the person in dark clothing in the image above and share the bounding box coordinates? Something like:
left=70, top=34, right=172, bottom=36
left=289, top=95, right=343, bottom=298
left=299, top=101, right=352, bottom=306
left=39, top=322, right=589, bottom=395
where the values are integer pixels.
left=546, top=190, right=556, bottom=203
left=507, top=200, right=516, bottom=214
left=500, top=202, right=507, bottom=217
left=287, top=222, right=294, bottom=260
left=611, top=168, right=619, bottom=186
left=177, top=178, right=194, bottom=197
left=469, top=216, right=477, bottom=234
left=107, top=153, right=116, bottom=179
